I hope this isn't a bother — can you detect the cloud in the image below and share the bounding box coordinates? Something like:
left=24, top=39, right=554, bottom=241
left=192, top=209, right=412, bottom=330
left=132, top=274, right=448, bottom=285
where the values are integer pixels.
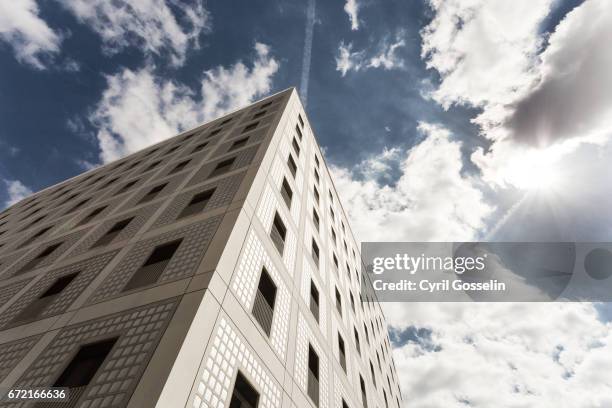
left=507, top=0, right=612, bottom=147
left=335, top=34, right=406, bottom=77
left=90, top=42, right=279, bottom=163
left=0, top=0, right=61, bottom=68
left=385, top=302, right=612, bottom=408
left=3, top=179, right=32, bottom=207
left=331, top=123, right=493, bottom=242
left=344, top=0, right=360, bottom=30
left=58, top=0, right=211, bottom=66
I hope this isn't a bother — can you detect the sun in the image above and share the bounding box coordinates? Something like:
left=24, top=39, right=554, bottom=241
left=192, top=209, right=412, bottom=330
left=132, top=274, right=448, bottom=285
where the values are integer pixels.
left=505, top=150, right=563, bottom=192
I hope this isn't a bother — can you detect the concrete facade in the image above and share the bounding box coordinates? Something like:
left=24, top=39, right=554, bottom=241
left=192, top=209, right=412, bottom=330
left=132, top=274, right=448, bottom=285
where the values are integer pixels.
left=0, top=88, right=402, bottom=408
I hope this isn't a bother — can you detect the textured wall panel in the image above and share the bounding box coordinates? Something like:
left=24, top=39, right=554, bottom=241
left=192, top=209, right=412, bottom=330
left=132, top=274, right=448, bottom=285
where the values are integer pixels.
left=0, top=335, right=42, bottom=381
left=88, top=217, right=222, bottom=304
left=4, top=298, right=178, bottom=408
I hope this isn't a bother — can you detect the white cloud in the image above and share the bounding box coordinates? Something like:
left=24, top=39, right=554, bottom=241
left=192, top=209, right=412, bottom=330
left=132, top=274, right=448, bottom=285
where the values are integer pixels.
left=0, top=0, right=61, bottom=68
left=344, top=0, right=360, bottom=30
left=335, top=35, right=406, bottom=77
left=58, top=0, right=211, bottom=66
left=91, top=42, right=279, bottom=163
left=3, top=179, right=32, bottom=207
left=332, top=123, right=493, bottom=242
left=386, top=302, right=612, bottom=408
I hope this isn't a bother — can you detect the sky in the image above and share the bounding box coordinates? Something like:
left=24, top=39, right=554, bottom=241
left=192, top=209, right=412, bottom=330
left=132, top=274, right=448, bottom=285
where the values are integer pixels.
left=1, top=0, right=612, bottom=406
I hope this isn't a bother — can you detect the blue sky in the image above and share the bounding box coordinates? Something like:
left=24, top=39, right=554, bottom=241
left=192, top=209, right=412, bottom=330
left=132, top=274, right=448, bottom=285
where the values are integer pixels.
left=2, top=0, right=612, bottom=406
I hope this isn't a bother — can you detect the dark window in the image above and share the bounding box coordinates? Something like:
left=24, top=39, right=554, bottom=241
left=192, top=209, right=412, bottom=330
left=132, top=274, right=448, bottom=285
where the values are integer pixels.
left=335, top=287, right=342, bottom=317
left=230, top=371, right=259, bottom=408
left=295, top=124, right=303, bottom=140
left=314, top=186, right=320, bottom=203
left=260, top=101, right=272, bottom=109
left=314, top=169, right=320, bottom=183
left=192, top=142, right=208, bottom=153
left=221, top=117, right=233, bottom=125
left=292, top=137, right=300, bottom=156
left=370, top=361, right=377, bottom=387
left=312, top=239, right=319, bottom=266
left=53, top=337, right=118, bottom=388
left=179, top=189, right=215, bottom=219
left=101, top=177, right=118, bottom=189
left=65, top=198, right=90, bottom=214
left=253, top=110, right=266, bottom=119
left=127, top=160, right=141, bottom=170
left=333, top=253, right=338, bottom=269
left=145, top=160, right=161, bottom=171
left=280, top=178, right=293, bottom=208
left=116, top=179, right=138, bottom=195
left=79, top=206, right=106, bottom=226
left=342, top=399, right=350, bottom=408
left=312, top=209, right=320, bottom=231
left=360, top=376, right=368, bottom=408
left=350, top=292, right=356, bottom=312
left=242, top=122, right=259, bottom=133
left=270, top=213, right=286, bottom=255
left=329, top=190, right=334, bottom=202
left=354, top=327, right=361, bottom=355
left=93, top=218, right=133, bottom=247
left=331, top=228, right=337, bottom=244
left=13, top=272, right=79, bottom=323
left=252, top=268, right=277, bottom=336
left=310, top=281, right=319, bottom=322
left=209, top=158, right=235, bottom=178
left=170, top=160, right=190, bottom=174
left=19, top=225, right=53, bottom=248
left=123, top=240, right=182, bottom=291
left=230, top=137, right=249, bottom=151
left=18, top=242, right=62, bottom=273
left=208, top=128, right=222, bottom=137
left=22, top=214, right=45, bottom=231
left=298, top=114, right=304, bottom=128
left=338, top=334, right=347, bottom=372
left=165, top=145, right=179, bottom=155
left=308, top=345, right=320, bottom=406
left=139, top=183, right=167, bottom=204
left=287, top=154, right=297, bottom=178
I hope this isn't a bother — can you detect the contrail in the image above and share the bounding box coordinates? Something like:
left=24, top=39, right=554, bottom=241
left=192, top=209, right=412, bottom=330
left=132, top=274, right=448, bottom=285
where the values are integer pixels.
left=484, top=193, right=529, bottom=240
left=300, top=0, right=316, bottom=107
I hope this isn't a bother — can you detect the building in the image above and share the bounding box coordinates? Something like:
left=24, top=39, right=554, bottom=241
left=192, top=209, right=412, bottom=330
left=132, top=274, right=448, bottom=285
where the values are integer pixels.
left=0, top=88, right=402, bottom=408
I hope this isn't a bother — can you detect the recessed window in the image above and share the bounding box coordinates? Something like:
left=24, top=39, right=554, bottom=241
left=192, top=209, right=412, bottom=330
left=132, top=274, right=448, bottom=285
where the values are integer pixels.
left=79, top=206, right=106, bottom=226
left=208, top=128, right=222, bottom=137
left=252, top=267, right=277, bottom=336
left=127, top=160, right=141, bottom=170
left=116, top=179, right=138, bottom=195
left=295, top=124, right=303, bottom=140
left=360, top=375, right=368, bottom=408
left=19, top=225, right=53, bottom=248
left=123, top=240, right=182, bottom=291
left=331, top=227, right=337, bottom=244
left=333, top=253, right=338, bottom=269
left=270, top=212, right=286, bottom=255
left=330, top=206, right=335, bottom=221
left=65, top=198, right=90, bottom=214
left=18, top=242, right=62, bottom=274
left=338, top=333, right=347, bottom=372
left=342, top=399, right=350, bottom=408
left=312, top=209, right=320, bottom=231
left=310, top=280, right=319, bottom=322
left=329, top=190, right=334, bottom=202
left=230, top=371, right=259, bottom=408
left=179, top=189, right=215, bottom=219
left=280, top=178, right=293, bottom=208
left=314, top=155, right=320, bottom=168
left=253, top=110, right=266, bottom=119
left=370, top=361, right=377, bottom=387
left=308, top=345, right=320, bottom=406
left=335, top=287, right=342, bottom=317
left=313, top=186, right=320, bottom=203
left=230, top=137, right=249, bottom=151
left=314, top=169, right=320, bottom=184
left=192, top=142, right=208, bottom=153
left=354, top=327, right=361, bottom=355
left=221, top=117, right=233, bottom=125
left=13, top=272, right=79, bottom=323
left=287, top=154, right=297, bottom=178
left=298, top=114, right=304, bottom=128
left=292, top=137, right=300, bottom=157
left=93, top=217, right=133, bottom=247
left=242, top=122, right=259, bottom=133
left=139, top=183, right=167, bottom=204
left=165, top=145, right=179, bottom=155
left=169, top=160, right=190, bottom=174
left=53, top=337, right=118, bottom=389
left=101, top=177, right=118, bottom=189
left=312, top=239, right=319, bottom=266
left=260, top=101, right=272, bottom=109
left=209, top=157, right=235, bottom=178
left=145, top=160, right=161, bottom=172
left=350, top=292, right=356, bottom=312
